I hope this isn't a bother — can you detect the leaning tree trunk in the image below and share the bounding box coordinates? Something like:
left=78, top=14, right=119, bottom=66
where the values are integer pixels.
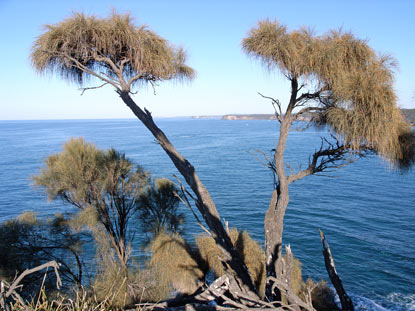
left=119, top=91, right=259, bottom=301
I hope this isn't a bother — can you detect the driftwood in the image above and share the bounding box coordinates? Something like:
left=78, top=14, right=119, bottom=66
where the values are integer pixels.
left=319, top=230, right=354, bottom=311
left=0, top=261, right=61, bottom=311
left=140, top=273, right=315, bottom=311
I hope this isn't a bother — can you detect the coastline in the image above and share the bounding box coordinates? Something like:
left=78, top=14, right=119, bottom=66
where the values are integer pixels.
left=193, top=109, right=415, bottom=124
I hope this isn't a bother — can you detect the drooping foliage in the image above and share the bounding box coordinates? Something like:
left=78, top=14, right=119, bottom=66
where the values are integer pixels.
left=31, top=11, right=195, bottom=90
left=242, top=20, right=414, bottom=168
left=34, top=138, right=150, bottom=267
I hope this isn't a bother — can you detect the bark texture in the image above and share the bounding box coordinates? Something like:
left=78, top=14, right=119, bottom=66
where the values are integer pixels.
left=265, top=78, right=298, bottom=300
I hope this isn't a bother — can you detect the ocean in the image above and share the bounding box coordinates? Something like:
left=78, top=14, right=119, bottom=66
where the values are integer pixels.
left=0, top=118, right=414, bottom=310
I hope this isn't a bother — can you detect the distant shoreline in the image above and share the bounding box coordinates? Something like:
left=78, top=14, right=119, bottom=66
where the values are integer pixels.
left=193, top=109, right=415, bottom=124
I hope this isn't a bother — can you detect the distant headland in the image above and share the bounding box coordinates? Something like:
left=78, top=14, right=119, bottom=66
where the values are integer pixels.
left=193, top=109, right=415, bottom=124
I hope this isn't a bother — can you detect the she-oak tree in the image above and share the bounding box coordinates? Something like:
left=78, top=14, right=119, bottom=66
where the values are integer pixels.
left=31, top=12, right=414, bottom=306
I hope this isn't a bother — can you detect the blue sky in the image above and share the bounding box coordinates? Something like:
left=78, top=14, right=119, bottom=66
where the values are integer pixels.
left=1, top=0, right=414, bottom=120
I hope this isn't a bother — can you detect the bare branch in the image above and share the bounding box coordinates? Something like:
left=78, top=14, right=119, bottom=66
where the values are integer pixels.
left=258, top=92, right=282, bottom=122
left=295, top=90, right=321, bottom=104
left=40, top=50, right=122, bottom=91
left=150, top=80, right=158, bottom=95
left=94, top=51, right=124, bottom=79
left=79, top=82, right=109, bottom=95
left=287, top=139, right=353, bottom=184
left=266, top=276, right=316, bottom=311
left=5, top=261, right=61, bottom=298
left=173, top=175, right=211, bottom=236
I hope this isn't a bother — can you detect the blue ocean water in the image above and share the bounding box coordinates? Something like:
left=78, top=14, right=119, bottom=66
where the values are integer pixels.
left=0, top=119, right=414, bottom=310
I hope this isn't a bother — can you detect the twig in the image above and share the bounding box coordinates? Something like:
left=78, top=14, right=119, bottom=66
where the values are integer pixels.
left=79, top=82, right=109, bottom=95
left=173, top=175, right=211, bottom=236
left=258, top=92, right=283, bottom=122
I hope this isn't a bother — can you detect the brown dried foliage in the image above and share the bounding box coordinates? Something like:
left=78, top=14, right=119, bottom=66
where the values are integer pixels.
left=31, top=11, right=195, bottom=90
left=149, top=232, right=208, bottom=296
left=196, top=228, right=266, bottom=297
left=242, top=20, right=414, bottom=169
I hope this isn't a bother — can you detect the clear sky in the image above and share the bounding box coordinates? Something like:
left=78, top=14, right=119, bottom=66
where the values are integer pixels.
left=1, top=0, right=414, bottom=120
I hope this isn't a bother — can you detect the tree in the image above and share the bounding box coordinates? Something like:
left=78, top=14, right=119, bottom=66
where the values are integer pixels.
left=31, top=11, right=258, bottom=300
left=242, top=20, right=415, bottom=300
left=30, top=11, right=414, bottom=307
left=137, top=177, right=185, bottom=244
left=34, top=138, right=149, bottom=268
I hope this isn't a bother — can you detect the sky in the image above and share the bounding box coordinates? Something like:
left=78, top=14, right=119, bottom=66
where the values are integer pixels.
left=0, top=0, right=414, bottom=120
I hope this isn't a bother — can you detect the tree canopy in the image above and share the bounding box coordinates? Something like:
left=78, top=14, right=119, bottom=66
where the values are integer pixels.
left=242, top=20, right=414, bottom=168
left=31, top=12, right=195, bottom=92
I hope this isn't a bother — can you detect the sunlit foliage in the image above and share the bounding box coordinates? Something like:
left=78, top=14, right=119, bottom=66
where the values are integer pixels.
left=242, top=20, right=414, bottom=168
left=31, top=11, right=195, bottom=92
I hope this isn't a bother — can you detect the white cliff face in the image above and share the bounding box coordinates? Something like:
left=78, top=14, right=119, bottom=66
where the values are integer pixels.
left=222, top=114, right=277, bottom=120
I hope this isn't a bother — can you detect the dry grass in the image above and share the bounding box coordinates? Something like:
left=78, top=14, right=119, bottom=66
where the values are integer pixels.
left=31, top=11, right=195, bottom=89
left=288, top=255, right=303, bottom=296
left=92, top=260, right=172, bottom=306
left=6, top=287, right=141, bottom=311
left=196, top=228, right=266, bottom=297
left=242, top=20, right=414, bottom=169
left=149, top=232, right=207, bottom=296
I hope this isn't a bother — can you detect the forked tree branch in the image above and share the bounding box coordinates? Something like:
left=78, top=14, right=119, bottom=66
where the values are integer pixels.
left=39, top=50, right=123, bottom=91
left=287, top=139, right=351, bottom=184
left=1, top=261, right=62, bottom=309
left=295, top=90, right=321, bottom=105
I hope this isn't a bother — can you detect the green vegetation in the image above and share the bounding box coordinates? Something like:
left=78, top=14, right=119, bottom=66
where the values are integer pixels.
left=22, top=9, right=415, bottom=311
left=137, top=178, right=184, bottom=245
left=34, top=138, right=150, bottom=268
left=0, top=138, right=189, bottom=309
left=0, top=212, right=87, bottom=297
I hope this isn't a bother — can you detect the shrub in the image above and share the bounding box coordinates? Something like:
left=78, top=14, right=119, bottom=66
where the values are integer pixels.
left=149, top=232, right=207, bottom=296
left=136, top=178, right=185, bottom=245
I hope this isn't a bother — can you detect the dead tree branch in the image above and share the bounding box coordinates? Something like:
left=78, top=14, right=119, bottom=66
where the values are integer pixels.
left=258, top=92, right=283, bottom=122
left=266, top=276, right=316, bottom=311
left=287, top=138, right=352, bottom=184
left=319, top=230, right=354, bottom=311
left=1, top=261, right=61, bottom=311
